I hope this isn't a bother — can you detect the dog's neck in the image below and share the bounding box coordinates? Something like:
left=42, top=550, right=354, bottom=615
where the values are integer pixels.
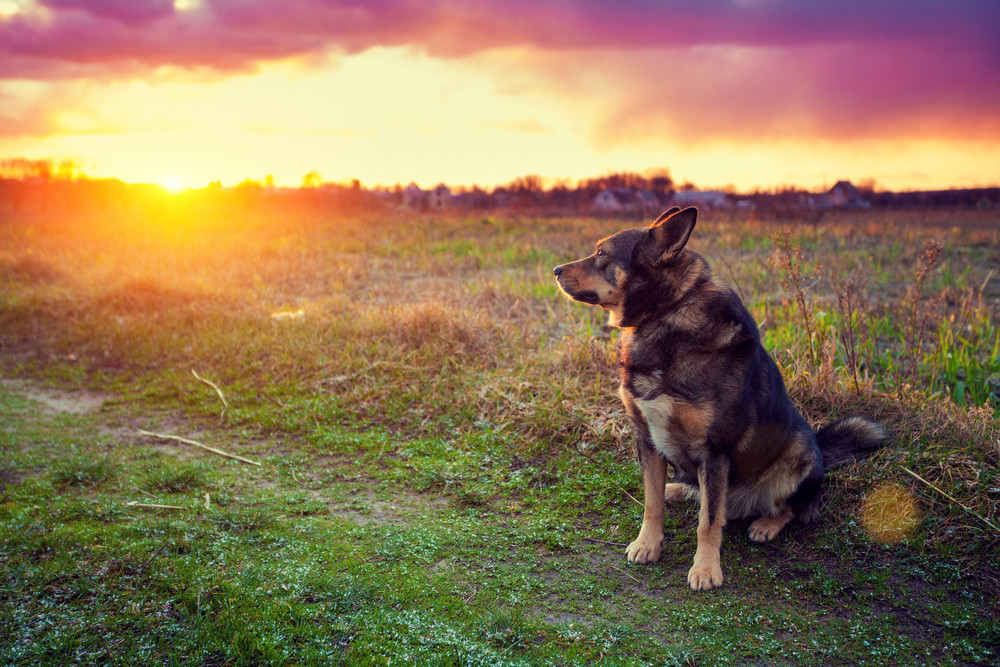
left=616, top=251, right=711, bottom=329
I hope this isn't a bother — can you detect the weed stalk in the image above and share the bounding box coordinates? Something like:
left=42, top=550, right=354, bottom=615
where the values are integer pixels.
left=904, top=239, right=942, bottom=388
left=773, top=233, right=818, bottom=367
left=833, top=271, right=867, bottom=393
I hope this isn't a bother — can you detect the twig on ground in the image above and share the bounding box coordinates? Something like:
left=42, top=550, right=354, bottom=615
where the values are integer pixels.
left=138, top=429, right=261, bottom=466
left=204, top=492, right=211, bottom=510
left=979, top=269, right=994, bottom=295
left=134, top=487, right=158, bottom=499
left=192, top=369, right=229, bottom=422
left=136, top=542, right=171, bottom=577
left=900, top=465, right=1000, bottom=534
left=610, top=565, right=641, bottom=585
left=622, top=489, right=643, bottom=508
left=582, top=537, right=628, bottom=548
left=126, top=500, right=185, bottom=511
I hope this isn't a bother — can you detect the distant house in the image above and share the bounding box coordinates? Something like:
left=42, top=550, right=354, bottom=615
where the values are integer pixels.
left=593, top=188, right=626, bottom=212
left=593, top=188, right=660, bottom=213
left=402, top=183, right=426, bottom=210
left=828, top=180, right=869, bottom=207
left=671, top=190, right=730, bottom=209
left=634, top=189, right=662, bottom=214
left=428, top=184, right=451, bottom=209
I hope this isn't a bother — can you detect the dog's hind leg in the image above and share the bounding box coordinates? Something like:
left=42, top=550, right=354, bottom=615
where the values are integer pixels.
left=748, top=504, right=794, bottom=542
left=688, top=454, right=729, bottom=591
left=664, top=482, right=697, bottom=503
left=787, top=461, right=824, bottom=524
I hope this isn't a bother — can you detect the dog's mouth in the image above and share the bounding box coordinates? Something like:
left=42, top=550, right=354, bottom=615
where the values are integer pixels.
left=573, top=290, right=600, bottom=305
left=555, top=276, right=601, bottom=305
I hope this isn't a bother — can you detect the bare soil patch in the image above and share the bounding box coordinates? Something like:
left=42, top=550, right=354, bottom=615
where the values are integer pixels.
left=327, top=486, right=450, bottom=526
left=1, top=378, right=108, bottom=414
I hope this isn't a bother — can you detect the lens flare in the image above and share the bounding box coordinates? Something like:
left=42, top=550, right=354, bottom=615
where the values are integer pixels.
left=860, top=483, right=920, bottom=545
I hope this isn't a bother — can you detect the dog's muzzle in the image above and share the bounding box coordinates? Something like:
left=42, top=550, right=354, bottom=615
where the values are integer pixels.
left=553, top=265, right=563, bottom=276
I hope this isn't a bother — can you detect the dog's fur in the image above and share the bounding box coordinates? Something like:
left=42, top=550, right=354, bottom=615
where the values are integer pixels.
left=554, top=207, right=887, bottom=590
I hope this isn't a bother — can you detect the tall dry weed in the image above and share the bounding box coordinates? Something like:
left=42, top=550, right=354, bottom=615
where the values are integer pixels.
left=904, top=239, right=943, bottom=388
left=832, top=270, right=868, bottom=393
left=771, top=233, right=819, bottom=366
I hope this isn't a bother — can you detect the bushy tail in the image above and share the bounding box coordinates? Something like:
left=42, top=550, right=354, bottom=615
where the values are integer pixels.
left=816, top=417, right=889, bottom=469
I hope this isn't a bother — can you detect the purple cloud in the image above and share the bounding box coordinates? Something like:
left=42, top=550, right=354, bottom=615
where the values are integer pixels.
left=40, top=0, right=177, bottom=25
left=0, top=1, right=995, bottom=143
left=0, top=1, right=994, bottom=70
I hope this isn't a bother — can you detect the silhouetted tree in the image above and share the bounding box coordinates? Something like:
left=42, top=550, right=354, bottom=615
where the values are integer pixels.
left=301, top=171, right=322, bottom=188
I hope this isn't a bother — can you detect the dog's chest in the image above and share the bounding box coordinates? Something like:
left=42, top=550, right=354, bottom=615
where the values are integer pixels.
left=619, top=355, right=709, bottom=475
left=633, top=391, right=681, bottom=460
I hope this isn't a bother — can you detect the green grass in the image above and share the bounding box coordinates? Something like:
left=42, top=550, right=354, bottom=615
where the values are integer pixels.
left=2, top=387, right=997, bottom=664
left=1, top=208, right=999, bottom=663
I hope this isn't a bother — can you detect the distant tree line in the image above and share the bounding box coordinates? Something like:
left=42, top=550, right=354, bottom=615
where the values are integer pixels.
left=0, top=158, right=996, bottom=220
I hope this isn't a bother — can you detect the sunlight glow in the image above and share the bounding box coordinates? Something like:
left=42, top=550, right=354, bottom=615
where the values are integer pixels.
left=158, top=175, right=186, bottom=193
left=0, top=0, right=32, bottom=18
left=1, top=47, right=995, bottom=191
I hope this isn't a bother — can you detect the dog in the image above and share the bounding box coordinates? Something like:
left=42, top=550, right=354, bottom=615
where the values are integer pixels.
left=553, top=207, right=886, bottom=590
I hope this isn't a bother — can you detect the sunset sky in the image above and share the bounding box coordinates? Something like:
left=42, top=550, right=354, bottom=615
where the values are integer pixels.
left=1, top=0, right=997, bottom=191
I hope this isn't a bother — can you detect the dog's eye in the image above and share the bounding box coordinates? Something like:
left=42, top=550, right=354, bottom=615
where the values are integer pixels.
left=596, top=248, right=606, bottom=257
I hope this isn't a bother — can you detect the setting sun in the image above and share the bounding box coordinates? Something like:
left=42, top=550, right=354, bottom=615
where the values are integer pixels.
left=158, top=175, right=187, bottom=193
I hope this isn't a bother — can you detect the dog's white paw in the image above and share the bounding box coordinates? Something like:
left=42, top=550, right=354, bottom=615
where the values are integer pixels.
left=687, top=561, right=724, bottom=591
left=625, top=533, right=662, bottom=564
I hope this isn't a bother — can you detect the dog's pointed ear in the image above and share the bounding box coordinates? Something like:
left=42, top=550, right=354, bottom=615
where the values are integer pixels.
left=651, top=207, right=681, bottom=226
left=644, top=207, right=697, bottom=263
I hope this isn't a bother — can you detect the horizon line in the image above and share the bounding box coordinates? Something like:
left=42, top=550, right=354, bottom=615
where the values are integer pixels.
left=2, top=159, right=998, bottom=196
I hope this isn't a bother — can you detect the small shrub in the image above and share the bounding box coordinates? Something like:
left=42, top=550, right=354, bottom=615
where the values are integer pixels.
left=51, top=456, right=116, bottom=488
left=482, top=608, right=535, bottom=651
left=209, top=507, right=273, bottom=533
left=143, top=462, right=208, bottom=493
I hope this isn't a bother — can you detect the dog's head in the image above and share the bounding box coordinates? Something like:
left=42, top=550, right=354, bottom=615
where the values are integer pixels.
left=553, top=206, right=701, bottom=327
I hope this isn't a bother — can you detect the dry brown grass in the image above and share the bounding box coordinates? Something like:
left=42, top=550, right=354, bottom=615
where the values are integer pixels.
left=387, top=302, right=497, bottom=357
left=1, top=206, right=997, bottom=542
left=0, top=254, right=64, bottom=284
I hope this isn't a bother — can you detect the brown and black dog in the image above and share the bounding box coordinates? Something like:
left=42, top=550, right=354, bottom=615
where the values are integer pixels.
left=554, top=207, right=886, bottom=590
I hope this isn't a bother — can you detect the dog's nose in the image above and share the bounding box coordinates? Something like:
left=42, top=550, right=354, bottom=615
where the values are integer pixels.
left=553, top=265, right=563, bottom=277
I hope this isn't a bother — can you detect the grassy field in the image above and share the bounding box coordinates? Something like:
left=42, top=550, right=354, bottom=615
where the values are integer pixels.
left=1, top=206, right=999, bottom=664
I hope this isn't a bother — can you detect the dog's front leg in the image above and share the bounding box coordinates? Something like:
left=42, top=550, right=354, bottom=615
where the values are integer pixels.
left=626, top=444, right=666, bottom=563
left=688, top=453, right=729, bottom=590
